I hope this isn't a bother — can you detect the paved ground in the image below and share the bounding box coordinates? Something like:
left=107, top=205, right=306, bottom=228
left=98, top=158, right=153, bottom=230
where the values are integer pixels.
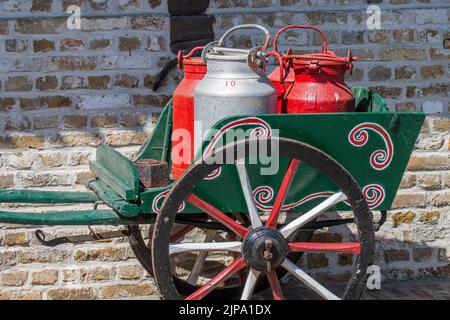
left=254, top=278, right=450, bottom=300
left=137, top=278, right=450, bottom=300
left=362, top=279, right=450, bottom=300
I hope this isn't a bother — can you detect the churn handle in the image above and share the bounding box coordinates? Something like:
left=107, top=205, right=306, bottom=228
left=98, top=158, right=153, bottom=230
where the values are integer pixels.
left=177, top=46, right=204, bottom=70
left=266, top=51, right=286, bottom=85
left=273, top=25, right=328, bottom=54
left=217, top=24, right=271, bottom=52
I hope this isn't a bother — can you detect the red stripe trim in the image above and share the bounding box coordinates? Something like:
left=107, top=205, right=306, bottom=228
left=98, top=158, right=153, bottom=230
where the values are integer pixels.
left=288, top=242, right=361, bottom=254
left=266, top=159, right=301, bottom=227
left=185, top=258, right=247, bottom=300
left=266, top=271, right=284, bottom=300
left=187, top=193, right=249, bottom=238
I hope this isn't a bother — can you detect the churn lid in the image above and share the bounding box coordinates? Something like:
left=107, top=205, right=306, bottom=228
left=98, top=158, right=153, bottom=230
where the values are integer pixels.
left=272, top=25, right=356, bottom=72
left=177, top=47, right=206, bottom=69
left=202, top=24, right=271, bottom=68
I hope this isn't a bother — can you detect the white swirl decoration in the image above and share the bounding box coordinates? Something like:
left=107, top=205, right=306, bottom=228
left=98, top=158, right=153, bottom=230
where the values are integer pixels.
left=361, top=184, right=385, bottom=209
left=252, top=186, right=274, bottom=211
left=348, top=122, right=394, bottom=171
left=252, top=184, right=385, bottom=211
left=152, top=190, right=185, bottom=214
left=253, top=186, right=336, bottom=211
left=204, top=168, right=222, bottom=180
left=250, top=124, right=271, bottom=139
left=202, top=117, right=272, bottom=180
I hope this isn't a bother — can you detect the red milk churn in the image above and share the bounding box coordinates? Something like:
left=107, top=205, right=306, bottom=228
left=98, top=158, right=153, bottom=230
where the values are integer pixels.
left=269, top=25, right=356, bottom=114
left=266, top=50, right=294, bottom=113
left=171, top=47, right=206, bottom=180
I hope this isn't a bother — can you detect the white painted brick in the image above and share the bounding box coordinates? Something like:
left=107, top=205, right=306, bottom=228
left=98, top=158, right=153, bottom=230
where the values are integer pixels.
left=415, top=9, right=448, bottom=25
left=2, top=0, right=31, bottom=12
left=74, top=94, right=131, bottom=110
left=0, top=58, right=13, bottom=72
left=422, top=101, right=444, bottom=114
left=0, top=1, right=450, bottom=295
left=80, top=18, right=129, bottom=31
left=100, top=54, right=159, bottom=70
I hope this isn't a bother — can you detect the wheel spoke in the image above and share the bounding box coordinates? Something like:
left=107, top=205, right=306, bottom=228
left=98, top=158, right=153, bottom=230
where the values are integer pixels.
left=170, top=225, right=194, bottom=242
left=241, top=268, right=260, bottom=300
left=169, top=241, right=242, bottom=255
left=281, top=259, right=340, bottom=300
left=187, top=193, right=249, bottom=238
left=266, top=271, right=284, bottom=300
left=236, top=159, right=262, bottom=228
left=185, top=257, right=247, bottom=300
left=288, top=242, right=360, bottom=254
left=280, top=191, right=347, bottom=238
left=266, top=159, right=301, bottom=228
left=186, top=231, right=216, bottom=285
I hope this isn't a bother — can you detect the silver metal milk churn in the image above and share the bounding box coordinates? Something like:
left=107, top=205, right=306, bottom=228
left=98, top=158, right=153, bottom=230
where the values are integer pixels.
left=194, top=24, right=277, bottom=152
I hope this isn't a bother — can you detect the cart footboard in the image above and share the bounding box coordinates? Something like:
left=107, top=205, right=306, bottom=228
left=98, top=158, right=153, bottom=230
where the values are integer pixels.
left=0, top=189, right=138, bottom=225
left=0, top=208, right=124, bottom=225
left=0, top=189, right=99, bottom=204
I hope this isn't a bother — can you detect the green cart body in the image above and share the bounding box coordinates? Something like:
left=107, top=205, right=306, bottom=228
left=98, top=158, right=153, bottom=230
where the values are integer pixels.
left=0, top=87, right=425, bottom=301
left=0, top=88, right=424, bottom=225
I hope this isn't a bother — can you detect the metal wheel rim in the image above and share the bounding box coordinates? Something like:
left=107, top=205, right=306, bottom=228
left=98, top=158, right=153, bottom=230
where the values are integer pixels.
left=152, top=137, right=374, bottom=300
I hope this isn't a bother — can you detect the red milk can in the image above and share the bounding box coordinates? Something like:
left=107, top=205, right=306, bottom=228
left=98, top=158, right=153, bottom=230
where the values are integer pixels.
left=171, top=47, right=206, bottom=180
left=266, top=50, right=294, bottom=113
left=269, top=25, right=356, bottom=114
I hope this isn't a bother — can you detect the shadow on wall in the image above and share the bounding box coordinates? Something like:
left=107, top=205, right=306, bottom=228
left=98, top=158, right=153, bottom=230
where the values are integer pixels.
left=291, top=210, right=450, bottom=287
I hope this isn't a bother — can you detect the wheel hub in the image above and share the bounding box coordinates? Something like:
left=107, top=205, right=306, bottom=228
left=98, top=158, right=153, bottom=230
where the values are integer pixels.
left=242, top=227, right=288, bottom=272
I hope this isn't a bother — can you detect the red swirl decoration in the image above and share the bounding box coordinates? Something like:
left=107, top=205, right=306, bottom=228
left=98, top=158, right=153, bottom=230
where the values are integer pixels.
left=252, top=184, right=385, bottom=211
left=152, top=190, right=185, bottom=214
left=361, top=184, right=385, bottom=209
left=253, top=186, right=336, bottom=211
left=202, top=117, right=272, bottom=180
left=203, top=117, right=272, bottom=156
left=204, top=168, right=222, bottom=180
left=348, top=122, right=394, bottom=170
left=253, top=186, right=274, bottom=210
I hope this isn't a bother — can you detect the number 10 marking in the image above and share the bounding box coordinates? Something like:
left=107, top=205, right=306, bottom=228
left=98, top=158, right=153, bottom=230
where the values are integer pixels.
left=226, top=80, right=236, bottom=87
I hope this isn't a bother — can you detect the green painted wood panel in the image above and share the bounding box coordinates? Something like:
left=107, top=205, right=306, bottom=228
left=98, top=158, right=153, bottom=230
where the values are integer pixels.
left=87, top=179, right=140, bottom=217
left=90, top=145, right=140, bottom=201
left=140, top=112, right=424, bottom=215
left=135, top=99, right=173, bottom=163
left=0, top=189, right=99, bottom=204
left=0, top=209, right=132, bottom=225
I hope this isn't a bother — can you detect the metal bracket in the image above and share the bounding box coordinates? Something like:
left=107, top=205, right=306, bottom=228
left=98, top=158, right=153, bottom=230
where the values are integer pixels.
left=35, top=228, right=131, bottom=247
left=373, top=210, right=387, bottom=231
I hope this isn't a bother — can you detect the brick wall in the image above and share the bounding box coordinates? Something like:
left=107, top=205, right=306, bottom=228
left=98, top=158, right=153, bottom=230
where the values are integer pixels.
left=0, top=0, right=449, bottom=299
left=0, top=0, right=172, bottom=300
left=211, top=0, right=450, bottom=281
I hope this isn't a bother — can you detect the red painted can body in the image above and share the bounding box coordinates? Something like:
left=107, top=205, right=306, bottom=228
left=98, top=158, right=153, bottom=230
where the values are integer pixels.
left=269, top=25, right=356, bottom=114
left=267, top=66, right=294, bottom=113
left=171, top=48, right=206, bottom=180
left=285, top=57, right=355, bottom=113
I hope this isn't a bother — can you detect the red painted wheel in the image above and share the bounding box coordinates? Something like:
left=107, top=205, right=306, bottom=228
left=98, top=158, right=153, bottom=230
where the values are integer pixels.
left=152, top=137, right=374, bottom=300
left=128, top=222, right=259, bottom=298
left=130, top=217, right=307, bottom=298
